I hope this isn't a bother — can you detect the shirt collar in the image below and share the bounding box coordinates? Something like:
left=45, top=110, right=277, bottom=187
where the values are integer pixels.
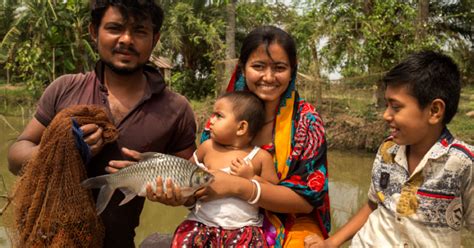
left=94, top=60, right=166, bottom=96
left=389, top=128, right=454, bottom=167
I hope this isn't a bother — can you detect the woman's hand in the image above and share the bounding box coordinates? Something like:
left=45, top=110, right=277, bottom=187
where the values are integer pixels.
left=145, top=176, right=190, bottom=206
left=106, top=147, right=142, bottom=173
left=194, top=170, right=243, bottom=202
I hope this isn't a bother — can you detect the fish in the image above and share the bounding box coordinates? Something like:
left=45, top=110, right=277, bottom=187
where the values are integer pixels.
left=81, top=152, right=214, bottom=214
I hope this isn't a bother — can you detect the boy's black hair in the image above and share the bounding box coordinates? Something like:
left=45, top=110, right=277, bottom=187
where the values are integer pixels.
left=218, top=91, right=265, bottom=138
left=90, top=0, right=164, bottom=34
left=383, top=50, right=461, bottom=124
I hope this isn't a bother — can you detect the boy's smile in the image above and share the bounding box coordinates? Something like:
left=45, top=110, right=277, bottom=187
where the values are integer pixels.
left=383, top=84, right=441, bottom=153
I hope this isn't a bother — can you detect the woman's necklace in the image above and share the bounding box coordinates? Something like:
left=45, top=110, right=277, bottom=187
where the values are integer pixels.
left=264, top=118, right=275, bottom=125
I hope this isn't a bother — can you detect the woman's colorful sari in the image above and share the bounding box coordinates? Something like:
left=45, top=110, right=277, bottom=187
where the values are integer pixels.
left=200, top=67, right=331, bottom=247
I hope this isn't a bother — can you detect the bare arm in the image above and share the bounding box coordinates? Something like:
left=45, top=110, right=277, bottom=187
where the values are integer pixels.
left=305, top=200, right=377, bottom=247
left=7, top=118, right=45, bottom=175
left=258, top=151, right=279, bottom=184
left=9, top=116, right=109, bottom=175
left=195, top=171, right=313, bottom=213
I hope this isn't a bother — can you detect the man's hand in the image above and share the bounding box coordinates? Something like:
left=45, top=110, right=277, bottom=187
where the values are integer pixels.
left=80, top=123, right=104, bottom=156
left=145, top=176, right=189, bottom=206
left=106, top=147, right=142, bottom=173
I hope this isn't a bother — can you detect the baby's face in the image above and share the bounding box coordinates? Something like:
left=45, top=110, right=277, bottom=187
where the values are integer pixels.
left=209, top=98, right=239, bottom=145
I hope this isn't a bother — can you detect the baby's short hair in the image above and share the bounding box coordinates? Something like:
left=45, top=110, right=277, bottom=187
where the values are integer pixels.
left=383, top=50, right=461, bottom=124
left=217, top=91, right=265, bottom=138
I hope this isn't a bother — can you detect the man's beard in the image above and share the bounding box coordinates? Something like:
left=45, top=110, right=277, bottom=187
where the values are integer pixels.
left=102, top=60, right=146, bottom=75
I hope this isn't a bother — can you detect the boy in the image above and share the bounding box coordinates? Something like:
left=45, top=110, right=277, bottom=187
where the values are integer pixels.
left=305, top=51, right=473, bottom=247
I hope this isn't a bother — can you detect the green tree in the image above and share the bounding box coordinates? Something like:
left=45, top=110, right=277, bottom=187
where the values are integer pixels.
left=295, top=0, right=441, bottom=106
left=158, top=1, right=225, bottom=99
left=1, top=0, right=93, bottom=97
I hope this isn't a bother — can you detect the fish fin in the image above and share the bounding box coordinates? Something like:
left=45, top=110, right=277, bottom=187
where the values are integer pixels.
left=140, top=152, right=159, bottom=160
left=96, top=184, right=115, bottom=215
left=81, top=175, right=113, bottom=214
left=137, top=184, right=151, bottom=197
left=81, top=175, right=109, bottom=189
left=119, top=188, right=137, bottom=206
left=180, top=187, right=195, bottom=198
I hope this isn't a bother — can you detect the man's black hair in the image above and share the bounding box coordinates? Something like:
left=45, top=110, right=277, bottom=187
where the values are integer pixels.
left=383, top=50, right=461, bottom=124
left=90, top=0, right=164, bottom=34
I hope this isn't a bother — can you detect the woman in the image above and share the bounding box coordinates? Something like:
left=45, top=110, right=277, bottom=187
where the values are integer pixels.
left=110, top=26, right=330, bottom=247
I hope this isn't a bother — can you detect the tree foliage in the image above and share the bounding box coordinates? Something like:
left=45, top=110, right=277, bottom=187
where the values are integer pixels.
left=1, top=0, right=93, bottom=97
left=1, top=0, right=472, bottom=99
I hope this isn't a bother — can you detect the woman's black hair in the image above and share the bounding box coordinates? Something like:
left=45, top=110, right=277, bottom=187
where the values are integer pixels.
left=239, top=25, right=297, bottom=74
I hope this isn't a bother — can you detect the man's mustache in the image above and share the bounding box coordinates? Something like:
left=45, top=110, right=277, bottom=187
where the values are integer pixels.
left=112, top=46, right=139, bottom=56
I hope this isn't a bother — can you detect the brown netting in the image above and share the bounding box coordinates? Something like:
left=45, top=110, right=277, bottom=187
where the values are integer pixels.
left=6, top=105, right=118, bottom=247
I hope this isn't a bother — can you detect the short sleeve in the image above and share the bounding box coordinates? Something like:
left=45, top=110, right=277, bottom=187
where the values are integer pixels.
left=462, top=152, right=474, bottom=230
left=167, top=96, right=197, bottom=153
left=34, top=75, right=73, bottom=126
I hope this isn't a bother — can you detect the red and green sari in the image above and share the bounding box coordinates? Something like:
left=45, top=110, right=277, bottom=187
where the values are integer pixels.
left=201, top=68, right=331, bottom=247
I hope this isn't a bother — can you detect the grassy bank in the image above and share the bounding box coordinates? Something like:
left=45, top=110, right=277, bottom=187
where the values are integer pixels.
left=2, top=83, right=473, bottom=151
left=0, top=84, right=35, bottom=116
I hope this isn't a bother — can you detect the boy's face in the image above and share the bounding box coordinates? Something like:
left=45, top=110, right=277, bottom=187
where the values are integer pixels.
left=383, top=84, right=435, bottom=149
left=209, top=98, right=240, bottom=145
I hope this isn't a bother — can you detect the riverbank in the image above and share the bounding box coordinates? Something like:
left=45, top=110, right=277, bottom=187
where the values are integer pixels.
left=193, top=84, right=474, bottom=151
left=1, top=83, right=473, bottom=151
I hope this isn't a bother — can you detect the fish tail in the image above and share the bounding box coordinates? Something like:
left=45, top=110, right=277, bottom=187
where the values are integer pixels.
left=81, top=175, right=115, bottom=215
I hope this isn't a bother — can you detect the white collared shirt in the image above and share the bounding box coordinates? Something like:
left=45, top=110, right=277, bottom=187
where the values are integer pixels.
left=352, top=130, right=473, bottom=247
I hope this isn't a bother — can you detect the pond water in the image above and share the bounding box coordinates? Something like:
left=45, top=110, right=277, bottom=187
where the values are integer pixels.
left=0, top=113, right=472, bottom=247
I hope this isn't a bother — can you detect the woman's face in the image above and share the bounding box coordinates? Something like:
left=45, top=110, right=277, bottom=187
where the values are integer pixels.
left=243, top=43, right=292, bottom=105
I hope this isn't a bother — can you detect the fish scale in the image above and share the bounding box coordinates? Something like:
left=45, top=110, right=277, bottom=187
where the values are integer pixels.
left=81, top=152, right=214, bottom=214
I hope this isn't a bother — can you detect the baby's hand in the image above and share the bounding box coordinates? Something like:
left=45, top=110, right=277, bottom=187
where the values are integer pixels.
left=230, top=157, right=255, bottom=179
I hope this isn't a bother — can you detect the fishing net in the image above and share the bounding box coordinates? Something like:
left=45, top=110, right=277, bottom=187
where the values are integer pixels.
left=6, top=105, right=118, bottom=247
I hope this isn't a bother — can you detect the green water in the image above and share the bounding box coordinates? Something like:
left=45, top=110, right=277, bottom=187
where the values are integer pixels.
left=0, top=113, right=472, bottom=247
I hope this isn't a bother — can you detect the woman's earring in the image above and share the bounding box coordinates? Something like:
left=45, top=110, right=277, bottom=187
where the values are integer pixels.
left=235, top=75, right=246, bottom=91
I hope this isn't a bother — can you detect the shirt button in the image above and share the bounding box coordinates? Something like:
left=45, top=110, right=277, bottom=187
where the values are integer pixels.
left=102, top=99, right=106, bottom=104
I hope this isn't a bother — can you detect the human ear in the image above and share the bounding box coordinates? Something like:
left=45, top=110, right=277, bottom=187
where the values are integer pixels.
left=236, top=120, right=249, bottom=136
left=152, top=32, right=160, bottom=47
left=428, top=99, right=445, bottom=125
left=89, top=24, right=98, bottom=44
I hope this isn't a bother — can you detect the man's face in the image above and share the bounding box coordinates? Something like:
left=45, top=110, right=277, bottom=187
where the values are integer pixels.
left=91, top=6, right=159, bottom=74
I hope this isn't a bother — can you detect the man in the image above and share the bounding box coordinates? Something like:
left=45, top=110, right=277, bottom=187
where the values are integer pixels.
left=7, top=1, right=196, bottom=247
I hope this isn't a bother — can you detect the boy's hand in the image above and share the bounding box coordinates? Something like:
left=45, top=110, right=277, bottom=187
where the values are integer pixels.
left=304, top=234, right=336, bottom=248
left=230, top=157, right=255, bottom=179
